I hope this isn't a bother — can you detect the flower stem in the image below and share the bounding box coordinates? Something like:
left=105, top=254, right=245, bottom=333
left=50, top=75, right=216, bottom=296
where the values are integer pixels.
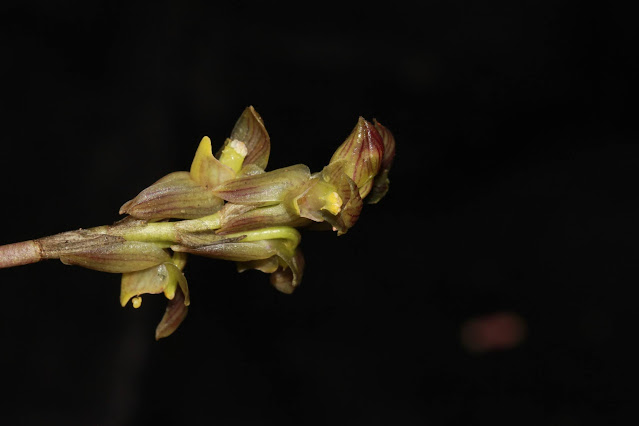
left=0, top=240, right=43, bottom=269
left=174, top=212, right=222, bottom=233
left=0, top=211, right=228, bottom=269
left=117, top=221, right=178, bottom=243
left=225, top=226, right=301, bottom=250
left=117, top=212, right=224, bottom=244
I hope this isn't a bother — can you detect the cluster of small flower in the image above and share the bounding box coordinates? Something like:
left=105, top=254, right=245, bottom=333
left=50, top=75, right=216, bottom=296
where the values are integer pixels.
left=0, top=106, right=396, bottom=339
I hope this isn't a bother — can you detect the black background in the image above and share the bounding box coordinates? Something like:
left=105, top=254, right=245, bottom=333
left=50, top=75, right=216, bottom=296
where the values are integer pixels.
left=1, top=1, right=637, bottom=425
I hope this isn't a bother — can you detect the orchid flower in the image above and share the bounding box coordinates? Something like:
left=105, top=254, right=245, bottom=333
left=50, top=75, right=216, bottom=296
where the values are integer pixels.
left=0, top=107, right=395, bottom=338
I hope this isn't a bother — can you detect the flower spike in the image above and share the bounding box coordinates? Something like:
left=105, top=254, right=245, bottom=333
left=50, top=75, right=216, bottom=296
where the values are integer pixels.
left=0, top=107, right=396, bottom=338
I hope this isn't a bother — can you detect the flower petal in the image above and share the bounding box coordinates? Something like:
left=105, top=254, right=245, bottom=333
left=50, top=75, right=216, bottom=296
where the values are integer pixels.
left=291, top=176, right=343, bottom=223
left=373, top=120, right=396, bottom=174
left=329, top=117, right=384, bottom=199
left=164, top=261, right=190, bottom=306
left=216, top=203, right=310, bottom=234
left=317, top=163, right=363, bottom=235
left=237, top=256, right=279, bottom=274
left=174, top=240, right=276, bottom=262
left=120, top=171, right=224, bottom=220
left=366, top=120, right=396, bottom=204
left=59, top=241, right=171, bottom=273
left=238, top=163, right=266, bottom=176
left=269, top=246, right=305, bottom=294
left=155, top=286, right=189, bottom=340
left=212, top=164, right=310, bottom=206
left=223, top=106, right=270, bottom=170
left=190, top=136, right=237, bottom=188
left=174, top=236, right=304, bottom=294
left=121, top=263, right=171, bottom=307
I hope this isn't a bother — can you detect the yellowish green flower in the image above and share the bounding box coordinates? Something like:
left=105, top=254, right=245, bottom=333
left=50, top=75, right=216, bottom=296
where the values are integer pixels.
left=120, top=251, right=189, bottom=339
left=0, top=106, right=396, bottom=339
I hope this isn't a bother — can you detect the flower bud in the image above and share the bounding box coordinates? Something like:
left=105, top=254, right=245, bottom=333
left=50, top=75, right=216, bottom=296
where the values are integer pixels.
left=329, top=117, right=384, bottom=199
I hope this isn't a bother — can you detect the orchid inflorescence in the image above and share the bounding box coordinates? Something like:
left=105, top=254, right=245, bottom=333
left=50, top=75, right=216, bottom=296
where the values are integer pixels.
left=0, top=107, right=396, bottom=339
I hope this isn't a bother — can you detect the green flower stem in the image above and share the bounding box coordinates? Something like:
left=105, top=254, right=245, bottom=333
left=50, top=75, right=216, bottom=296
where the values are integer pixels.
left=174, top=212, right=222, bottom=234
left=114, top=212, right=223, bottom=245
left=116, top=212, right=298, bottom=249
left=0, top=207, right=299, bottom=269
left=117, top=222, right=178, bottom=244
left=225, top=226, right=301, bottom=251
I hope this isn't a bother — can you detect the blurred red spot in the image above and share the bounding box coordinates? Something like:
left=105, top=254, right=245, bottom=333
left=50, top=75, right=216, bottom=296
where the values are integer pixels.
left=460, top=312, right=526, bottom=353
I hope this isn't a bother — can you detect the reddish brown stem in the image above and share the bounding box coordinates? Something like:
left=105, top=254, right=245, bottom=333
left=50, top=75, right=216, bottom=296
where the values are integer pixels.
left=0, top=240, right=43, bottom=269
